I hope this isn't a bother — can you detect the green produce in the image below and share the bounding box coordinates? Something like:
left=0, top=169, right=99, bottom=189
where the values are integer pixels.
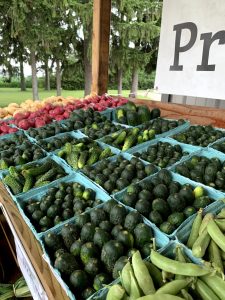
left=175, top=155, right=225, bottom=191
left=82, top=155, right=157, bottom=194
left=195, top=278, right=220, bottom=300
left=54, top=253, right=79, bottom=275
left=187, top=208, right=203, bottom=248
left=213, top=140, right=225, bottom=154
left=134, top=141, right=189, bottom=168
left=3, top=158, right=66, bottom=195
left=106, top=284, right=125, bottom=300
left=115, top=102, right=153, bottom=126
left=59, top=139, right=114, bottom=170
left=118, top=169, right=211, bottom=235
left=24, top=181, right=102, bottom=232
left=37, top=134, right=75, bottom=152
left=44, top=204, right=155, bottom=299
left=173, top=125, right=225, bottom=147
left=0, top=140, right=45, bottom=170
left=102, top=127, right=156, bottom=151
left=82, top=120, right=123, bottom=140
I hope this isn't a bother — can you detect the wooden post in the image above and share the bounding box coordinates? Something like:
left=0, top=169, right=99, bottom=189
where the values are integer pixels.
left=91, top=0, right=112, bottom=95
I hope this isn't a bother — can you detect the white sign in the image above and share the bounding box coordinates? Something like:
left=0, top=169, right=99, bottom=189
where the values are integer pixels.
left=155, top=0, right=225, bottom=100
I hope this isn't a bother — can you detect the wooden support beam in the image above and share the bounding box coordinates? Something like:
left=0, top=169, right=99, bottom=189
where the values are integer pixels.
left=91, top=0, right=112, bottom=95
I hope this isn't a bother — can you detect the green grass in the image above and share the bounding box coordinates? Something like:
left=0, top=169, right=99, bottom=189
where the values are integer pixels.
left=0, top=88, right=152, bottom=107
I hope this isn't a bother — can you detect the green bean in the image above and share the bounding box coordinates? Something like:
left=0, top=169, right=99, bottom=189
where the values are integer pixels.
left=129, top=270, right=141, bottom=300
left=136, top=294, right=185, bottom=300
left=181, top=289, right=193, bottom=300
left=215, top=218, right=225, bottom=231
left=187, top=209, right=203, bottom=248
left=195, top=278, right=220, bottom=300
left=150, top=250, right=212, bottom=276
left=162, top=270, right=174, bottom=282
left=175, top=246, right=187, bottom=280
left=106, top=284, right=125, bottom=300
left=155, top=279, right=191, bottom=295
left=132, top=251, right=155, bottom=295
left=201, top=274, right=225, bottom=300
left=220, top=250, right=225, bottom=260
left=144, top=261, right=163, bottom=288
left=199, top=213, right=214, bottom=235
left=216, top=208, right=225, bottom=219
left=209, top=239, right=224, bottom=273
left=121, top=261, right=132, bottom=295
left=192, top=227, right=211, bottom=258
left=207, top=219, right=225, bottom=252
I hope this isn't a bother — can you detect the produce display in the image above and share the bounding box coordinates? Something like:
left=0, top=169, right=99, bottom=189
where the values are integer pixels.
left=3, top=158, right=66, bottom=195
left=24, top=181, right=103, bottom=232
left=141, top=118, right=186, bottom=134
left=0, top=141, right=45, bottom=170
left=105, top=248, right=223, bottom=300
left=183, top=206, right=225, bottom=273
left=43, top=201, right=155, bottom=299
left=57, top=139, right=115, bottom=170
left=81, top=120, right=124, bottom=140
left=175, top=155, right=225, bottom=191
left=133, top=141, right=189, bottom=168
left=115, top=102, right=158, bottom=126
left=172, top=125, right=225, bottom=146
left=82, top=155, right=158, bottom=194
left=117, top=169, right=212, bottom=234
left=212, top=139, right=225, bottom=153
left=102, top=127, right=156, bottom=151
left=3, top=97, right=225, bottom=300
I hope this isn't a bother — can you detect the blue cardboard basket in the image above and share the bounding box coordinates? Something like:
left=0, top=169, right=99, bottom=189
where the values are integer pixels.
left=168, top=125, right=225, bottom=147
left=15, top=172, right=112, bottom=239
left=39, top=202, right=169, bottom=300
left=37, top=130, right=86, bottom=154
left=171, top=148, right=225, bottom=193
left=1, top=154, right=73, bottom=198
left=114, top=171, right=223, bottom=239
left=57, top=140, right=121, bottom=173
left=80, top=152, right=158, bottom=196
left=127, top=137, right=201, bottom=169
left=176, top=199, right=225, bottom=245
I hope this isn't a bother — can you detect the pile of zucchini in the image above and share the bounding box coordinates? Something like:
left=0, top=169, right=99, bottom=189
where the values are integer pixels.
left=106, top=248, right=224, bottom=300
left=185, top=205, right=225, bottom=275
left=37, top=134, right=76, bottom=152
left=102, top=127, right=156, bottom=151
left=81, top=120, right=124, bottom=140
left=3, top=159, right=66, bottom=195
left=57, top=140, right=115, bottom=170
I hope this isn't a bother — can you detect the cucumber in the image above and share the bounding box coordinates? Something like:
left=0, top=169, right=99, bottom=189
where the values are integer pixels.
left=23, top=175, right=34, bottom=193
left=26, top=161, right=52, bottom=176
left=35, top=168, right=57, bottom=185
left=3, top=175, right=23, bottom=195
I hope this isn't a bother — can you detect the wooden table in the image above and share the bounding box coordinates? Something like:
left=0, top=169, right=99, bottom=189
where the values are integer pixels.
left=1, top=100, right=225, bottom=300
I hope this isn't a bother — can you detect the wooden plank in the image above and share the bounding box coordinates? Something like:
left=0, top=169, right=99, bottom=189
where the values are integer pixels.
left=0, top=182, right=68, bottom=300
left=132, top=99, right=225, bottom=127
left=91, top=0, right=111, bottom=95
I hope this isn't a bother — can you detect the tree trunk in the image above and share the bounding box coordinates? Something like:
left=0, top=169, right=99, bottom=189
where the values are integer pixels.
left=19, top=58, right=26, bottom=91
left=56, top=60, right=62, bottom=96
left=130, top=67, right=139, bottom=98
left=44, top=57, right=50, bottom=91
left=30, top=50, right=39, bottom=100
left=118, top=68, right=123, bottom=95
left=84, top=25, right=92, bottom=96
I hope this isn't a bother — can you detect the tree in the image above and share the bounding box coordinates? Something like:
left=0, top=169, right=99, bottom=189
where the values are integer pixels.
left=6, top=0, right=69, bottom=100
left=112, top=0, right=162, bottom=96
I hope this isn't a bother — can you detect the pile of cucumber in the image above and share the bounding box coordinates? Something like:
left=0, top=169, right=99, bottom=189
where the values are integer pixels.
left=185, top=205, right=225, bottom=275
left=106, top=249, right=225, bottom=300
left=57, top=140, right=114, bottom=170
left=3, top=159, right=66, bottom=195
